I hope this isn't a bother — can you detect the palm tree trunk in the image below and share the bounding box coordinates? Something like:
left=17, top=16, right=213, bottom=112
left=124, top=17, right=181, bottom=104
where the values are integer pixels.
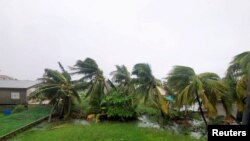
left=59, top=106, right=65, bottom=119
left=242, top=75, right=250, bottom=125
left=195, top=91, right=208, bottom=127
left=48, top=104, right=56, bottom=122
left=236, top=110, right=243, bottom=122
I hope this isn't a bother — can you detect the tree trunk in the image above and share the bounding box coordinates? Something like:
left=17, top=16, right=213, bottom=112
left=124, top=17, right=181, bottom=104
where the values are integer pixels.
left=236, top=110, right=243, bottom=122
left=59, top=105, right=65, bottom=119
left=242, top=75, right=250, bottom=125
left=195, top=91, right=208, bottom=127
left=48, top=104, right=56, bottom=122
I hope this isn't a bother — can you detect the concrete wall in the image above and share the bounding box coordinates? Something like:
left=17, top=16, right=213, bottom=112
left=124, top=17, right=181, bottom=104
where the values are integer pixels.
left=0, top=88, right=27, bottom=105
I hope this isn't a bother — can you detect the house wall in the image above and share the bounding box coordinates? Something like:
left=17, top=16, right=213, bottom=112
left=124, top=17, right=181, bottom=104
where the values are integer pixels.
left=0, top=88, right=27, bottom=105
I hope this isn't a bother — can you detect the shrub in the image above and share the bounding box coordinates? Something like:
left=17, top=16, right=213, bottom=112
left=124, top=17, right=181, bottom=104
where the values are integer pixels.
left=71, top=95, right=90, bottom=118
left=102, top=90, right=136, bottom=121
left=12, top=105, right=27, bottom=113
left=136, top=104, right=158, bottom=116
left=208, top=115, right=225, bottom=125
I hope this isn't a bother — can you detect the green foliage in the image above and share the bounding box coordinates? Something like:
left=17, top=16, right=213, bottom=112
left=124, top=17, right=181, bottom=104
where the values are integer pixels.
left=190, top=112, right=201, bottom=120
left=226, top=51, right=250, bottom=124
left=102, top=90, right=136, bottom=120
left=12, top=105, right=27, bottom=113
left=110, top=65, right=131, bottom=85
left=30, top=62, right=83, bottom=120
left=132, top=63, right=169, bottom=116
left=110, top=65, right=138, bottom=109
left=136, top=104, right=159, bottom=116
left=166, top=66, right=227, bottom=117
left=71, top=94, right=90, bottom=118
left=208, top=115, right=225, bottom=125
left=71, top=58, right=106, bottom=114
left=168, top=109, right=184, bottom=119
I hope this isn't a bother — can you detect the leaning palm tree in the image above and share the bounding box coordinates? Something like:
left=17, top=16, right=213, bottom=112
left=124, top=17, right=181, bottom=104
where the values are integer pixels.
left=132, top=63, right=169, bottom=116
left=71, top=58, right=107, bottom=114
left=227, top=51, right=250, bottom=124
left=225, top=64, right=245, bottom=122
left=30, top=63, right=82, bottom=122
left=199, top=73, right=228, bottom=117
left=110, top=65, right=138, bottom=107
left=166, top=66, right=227, bottom=126
left=110, top=65, right=134, bottom=94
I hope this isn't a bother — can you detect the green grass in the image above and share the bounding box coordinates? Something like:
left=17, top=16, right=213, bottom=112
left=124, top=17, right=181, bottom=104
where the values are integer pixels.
left=10, top=122, right=204, bottom=141
left=0, top=105, right=50, bottom=136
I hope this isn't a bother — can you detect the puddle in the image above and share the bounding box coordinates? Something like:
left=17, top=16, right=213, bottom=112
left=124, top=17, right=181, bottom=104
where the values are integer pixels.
left=138, top=115, right=204, bottom=139
left=191, top=132, right=202, bottom=139
left=137, top=115, right=160, bottom=129
left=72, top=119, right=90, bottom=126
left=190, top=119, right=203, bottom=126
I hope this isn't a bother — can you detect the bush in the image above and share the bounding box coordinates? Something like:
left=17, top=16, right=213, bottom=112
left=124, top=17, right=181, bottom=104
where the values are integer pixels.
left=136, top=104, right=158, bottom=116
left=168, top=109, right=184, bottom=119
left=208, top=115, right=225, bottom=125
left=102, top=90, right=137, bottom=121
left=12, top=105, right=27, bottom=113
left=71, top=95, right=90, bottom=118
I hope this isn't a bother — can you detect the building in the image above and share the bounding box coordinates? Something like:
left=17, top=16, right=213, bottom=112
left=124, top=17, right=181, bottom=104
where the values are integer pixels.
left=0, top=80, right=39, bottom=105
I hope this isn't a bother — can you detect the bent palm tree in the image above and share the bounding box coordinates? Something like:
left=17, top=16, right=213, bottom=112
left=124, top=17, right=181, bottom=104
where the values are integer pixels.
left=227, top=51, right=250, bottom=124
left=110, top=65, right=135, bottom=94
left=199, top=73, right=228, bottom=117
left=166, top=66, right=227, bottom=126
left=71, top=58, right=107, bottom=114
left=225, top=64, right=246, bottom=122
left=30, top=63, right=81, bottom=121
left=110, top=65, right=137, bottom=107
left=132, top=63, right=169, bottom=116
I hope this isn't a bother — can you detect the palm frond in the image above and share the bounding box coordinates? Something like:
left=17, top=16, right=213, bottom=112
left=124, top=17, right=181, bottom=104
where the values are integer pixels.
left=166, top=66, right=195, bottom=93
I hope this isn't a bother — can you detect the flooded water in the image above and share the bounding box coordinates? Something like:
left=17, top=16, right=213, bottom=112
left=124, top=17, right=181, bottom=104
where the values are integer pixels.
left=137, top=115, right=160, bottom=129
left=137, top=115, right=204, bottom=139
left=73, top=119, right=90, bottom=125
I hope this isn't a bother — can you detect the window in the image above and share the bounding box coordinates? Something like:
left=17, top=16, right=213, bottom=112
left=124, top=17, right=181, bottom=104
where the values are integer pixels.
left=11, top=92, right=20, bottom=99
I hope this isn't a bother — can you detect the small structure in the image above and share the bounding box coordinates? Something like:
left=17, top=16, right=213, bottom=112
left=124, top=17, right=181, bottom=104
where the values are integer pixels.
left=0, top=80, right=39, bottom=105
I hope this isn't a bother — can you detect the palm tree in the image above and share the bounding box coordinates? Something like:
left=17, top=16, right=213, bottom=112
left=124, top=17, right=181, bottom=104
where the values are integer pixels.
left=227, top=51, right=250, bottom=124
left=166, top=66, right=227, bottom=126
left=71, top=58, right=107, bottom=114
left=30, top=63, right=82, bottom=122
left=110, top=65, right=138, bottom=108
left=225, top=64, right=245, bottom=122
left=132, top=63, right=169, bottom=116
left=110, top=65, right=134, bottom=94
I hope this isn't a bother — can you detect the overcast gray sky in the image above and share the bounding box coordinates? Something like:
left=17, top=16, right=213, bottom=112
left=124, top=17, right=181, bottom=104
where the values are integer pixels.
left=0, top=0, right=249, bottom=80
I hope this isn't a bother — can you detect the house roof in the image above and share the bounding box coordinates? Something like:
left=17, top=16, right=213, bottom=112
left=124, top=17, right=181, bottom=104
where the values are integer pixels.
left=0, top=80, right=39, bottom=89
